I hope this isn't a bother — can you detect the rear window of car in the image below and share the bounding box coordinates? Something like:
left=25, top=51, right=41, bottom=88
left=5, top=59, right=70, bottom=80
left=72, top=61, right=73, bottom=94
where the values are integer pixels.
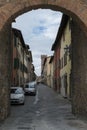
left=11, top=89, right=16, bottom=93
left=11, top=88, right=23, bottom=94
left=25, top=84, right=29, bottom=88
left=29, top=82, right=34, bottom=85
left=29, top=85, right=35, bottom=88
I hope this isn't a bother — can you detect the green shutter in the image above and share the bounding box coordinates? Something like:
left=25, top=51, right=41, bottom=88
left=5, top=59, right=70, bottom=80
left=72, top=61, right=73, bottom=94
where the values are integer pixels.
left=14, top=58, right=19, bottom=69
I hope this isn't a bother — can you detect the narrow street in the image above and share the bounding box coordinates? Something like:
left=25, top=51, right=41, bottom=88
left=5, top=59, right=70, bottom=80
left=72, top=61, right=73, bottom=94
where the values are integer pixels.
left=0, top=84, right=87, bottom=130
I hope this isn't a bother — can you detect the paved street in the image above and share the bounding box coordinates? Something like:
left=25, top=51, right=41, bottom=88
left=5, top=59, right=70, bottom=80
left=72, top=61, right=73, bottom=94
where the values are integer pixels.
left=0, top=84, right=87, bottom=130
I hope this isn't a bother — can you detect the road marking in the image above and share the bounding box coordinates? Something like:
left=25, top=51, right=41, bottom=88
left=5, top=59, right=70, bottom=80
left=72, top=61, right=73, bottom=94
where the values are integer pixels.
left=33, top=90, right=39, bottom=105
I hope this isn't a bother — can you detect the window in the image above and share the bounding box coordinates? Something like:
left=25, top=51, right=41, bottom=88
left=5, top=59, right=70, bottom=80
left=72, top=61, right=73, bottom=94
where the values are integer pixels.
left=60, top=58, right=63, bottom=69
left=14, top=58, right=19, bottom=69
left=58, top=59, right=61, bottom=68
left=64, top=52, right=67, bottom=66
left=23, top=65, right=28, bottom=73
left=28, top=57, right=30, bottom=62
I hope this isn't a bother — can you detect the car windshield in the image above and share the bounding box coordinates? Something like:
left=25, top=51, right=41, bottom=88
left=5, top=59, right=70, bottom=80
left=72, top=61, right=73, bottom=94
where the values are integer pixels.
left=25, top=84, right=29, bottom=88
left=11, top=89, right=16, bottom=94
left=29, top=85, right=35, bottom=88
left=29, top=82, right=34, bottom=85
left=11, top=88, right=22, bottom=94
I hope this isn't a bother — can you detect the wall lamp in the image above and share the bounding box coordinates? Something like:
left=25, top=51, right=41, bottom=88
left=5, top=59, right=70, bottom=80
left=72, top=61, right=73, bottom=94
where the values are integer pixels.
left=64, top=45, right=72, bottom=59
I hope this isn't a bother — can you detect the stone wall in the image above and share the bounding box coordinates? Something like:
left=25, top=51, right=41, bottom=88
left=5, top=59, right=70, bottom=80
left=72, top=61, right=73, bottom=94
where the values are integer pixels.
left=0, top=24, right=12, bottom=120
left=71, top=20, right=87, bottom=116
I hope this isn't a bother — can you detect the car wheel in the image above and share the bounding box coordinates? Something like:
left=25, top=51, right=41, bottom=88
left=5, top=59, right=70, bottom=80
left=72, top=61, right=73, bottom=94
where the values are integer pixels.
left=33, top=93, right=36, bottom=96
left=21, top=101, right=25, bottom=105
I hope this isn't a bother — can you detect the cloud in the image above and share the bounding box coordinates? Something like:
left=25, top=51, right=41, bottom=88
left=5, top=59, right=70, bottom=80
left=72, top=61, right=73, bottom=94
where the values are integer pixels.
left=32, top=26, right=47, bottom=35
left=43, top=25, right=59, bottom=40
left=12, top=9, right=62, bottom=76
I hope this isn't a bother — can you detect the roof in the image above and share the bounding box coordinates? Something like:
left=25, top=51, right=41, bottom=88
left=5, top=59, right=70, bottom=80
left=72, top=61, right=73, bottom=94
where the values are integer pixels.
left=49, top=56, right=54, bottom=63
left=43, top=57, right=47, bottom=66
left=51, top=14, right=69, bottom=50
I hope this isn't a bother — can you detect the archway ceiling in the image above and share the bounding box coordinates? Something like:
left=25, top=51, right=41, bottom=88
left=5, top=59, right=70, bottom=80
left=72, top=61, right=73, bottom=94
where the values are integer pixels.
left=0, top=0, right=87, bottom=34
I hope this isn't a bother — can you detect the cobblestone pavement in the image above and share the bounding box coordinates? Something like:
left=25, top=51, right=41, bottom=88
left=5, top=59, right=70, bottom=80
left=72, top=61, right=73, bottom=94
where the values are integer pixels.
left=0, top=84, right=87, bottom=130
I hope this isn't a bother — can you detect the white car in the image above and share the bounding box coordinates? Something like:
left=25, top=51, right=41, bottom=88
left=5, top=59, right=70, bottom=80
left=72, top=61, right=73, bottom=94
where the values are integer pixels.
left=24, top=81, right=37, bottom=96
left=10, top=87, right=25, bottom=105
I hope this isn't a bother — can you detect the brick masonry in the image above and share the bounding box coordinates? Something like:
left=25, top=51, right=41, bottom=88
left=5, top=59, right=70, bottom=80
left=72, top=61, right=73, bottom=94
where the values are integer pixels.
left=71, top=20, right=87, bottom=116
left=0, top=0, right=87, bottom=120
left=0, top=24, right=11, bottom=120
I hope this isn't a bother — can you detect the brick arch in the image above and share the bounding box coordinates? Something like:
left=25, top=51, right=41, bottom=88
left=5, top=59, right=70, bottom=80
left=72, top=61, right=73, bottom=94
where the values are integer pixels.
left=0, top=0, right=87, bottom=33
left=0, top=0, right=87, bottom=120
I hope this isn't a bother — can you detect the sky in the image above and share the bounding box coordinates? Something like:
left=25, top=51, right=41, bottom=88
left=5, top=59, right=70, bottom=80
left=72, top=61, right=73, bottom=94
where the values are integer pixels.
left=12, top=9, right=62, bottom=76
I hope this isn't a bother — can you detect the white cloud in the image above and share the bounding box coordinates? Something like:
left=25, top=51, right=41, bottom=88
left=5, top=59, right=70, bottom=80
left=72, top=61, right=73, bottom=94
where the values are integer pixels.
left=43, top=25, right=58, bottom=40
left=12, top=9, right=62, bottom=76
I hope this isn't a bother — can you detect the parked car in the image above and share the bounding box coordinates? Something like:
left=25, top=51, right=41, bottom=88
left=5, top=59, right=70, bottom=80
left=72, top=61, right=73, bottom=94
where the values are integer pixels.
left=10, top=87, right=25, bottom=105
left=24, top=81, right=37, bottom=96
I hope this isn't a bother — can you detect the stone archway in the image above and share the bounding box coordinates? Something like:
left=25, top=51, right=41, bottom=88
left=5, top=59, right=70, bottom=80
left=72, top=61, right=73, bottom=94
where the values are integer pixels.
left=0, top=1, right=87, bottom=33
left=0, top=0, right=87, bottom=120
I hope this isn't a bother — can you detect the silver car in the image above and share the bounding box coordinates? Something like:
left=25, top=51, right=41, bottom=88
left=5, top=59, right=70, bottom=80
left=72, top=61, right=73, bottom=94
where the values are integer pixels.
left=24, top=81, right=36, bottom=96
left=10, top=87, right=25, bottom=105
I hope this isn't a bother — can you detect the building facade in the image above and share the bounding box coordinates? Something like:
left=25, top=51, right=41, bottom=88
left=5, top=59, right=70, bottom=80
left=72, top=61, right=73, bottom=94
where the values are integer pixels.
left=49, top=56, right=54, bottom=89
left=41, top=56, right=47, bottom=84
left=46, top=56, right=51, bottom=87
left=41, top=55, right=52, bottom=87
left=51, top=14, right=72, bottom=98
left=41, top=55, right=47, bottom=77
left=51, top=34, right=61, bottom=92
left=59, top=15, right=71, bottom=98
left=11, top=28, right=35, bottom=87
left=27, top=50, right=33, bottom=82
left=11, top=28, right=25, bottom=87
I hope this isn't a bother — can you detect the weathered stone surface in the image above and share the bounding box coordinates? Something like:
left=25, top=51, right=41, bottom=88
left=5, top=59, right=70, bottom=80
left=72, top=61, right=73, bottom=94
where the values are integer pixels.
left=0, top=0, right=86, bottom=33
left=0, top=24, right=11, bottom=120
left=71, top=20, right=87, bottom=116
